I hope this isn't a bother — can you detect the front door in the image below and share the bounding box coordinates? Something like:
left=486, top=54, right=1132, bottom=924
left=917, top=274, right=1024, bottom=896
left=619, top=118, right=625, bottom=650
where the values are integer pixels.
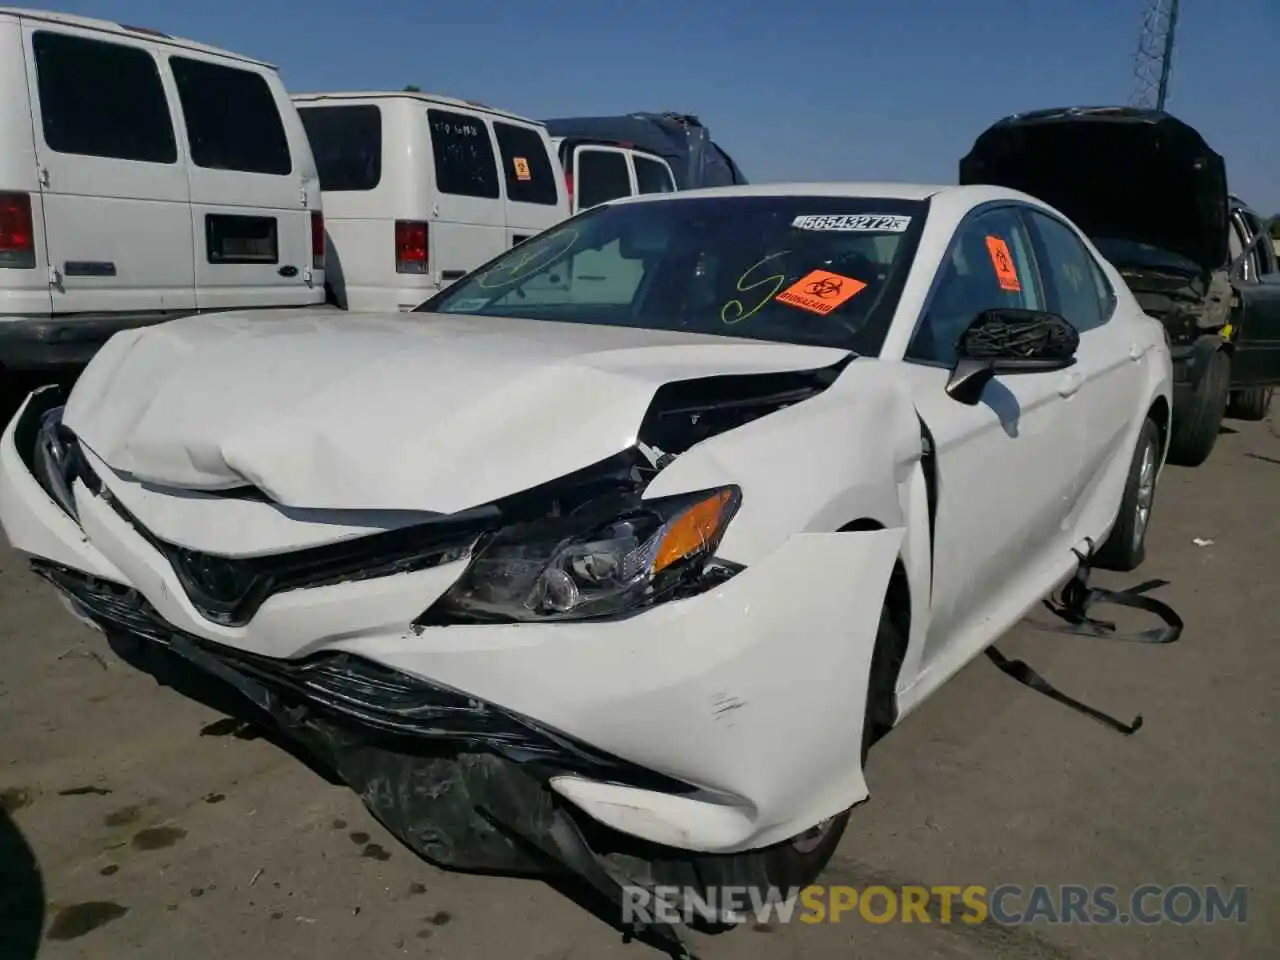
left=902, top=204, right=1083, bottom=669
left=24, top=24, right=195, bottom=318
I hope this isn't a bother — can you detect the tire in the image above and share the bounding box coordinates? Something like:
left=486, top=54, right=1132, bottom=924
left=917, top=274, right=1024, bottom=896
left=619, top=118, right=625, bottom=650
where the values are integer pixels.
left=1227, top=387, right=1273, bottom=422
left=1167, top=348, right=1230, bottom=467
left=666, top=601, right=903, bottom=927
left=1094, top=417, right=1161, bottom=572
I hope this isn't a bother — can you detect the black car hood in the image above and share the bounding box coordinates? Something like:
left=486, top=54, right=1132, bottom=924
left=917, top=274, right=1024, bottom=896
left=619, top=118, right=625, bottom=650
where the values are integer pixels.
left=959, top=106, right=1229, bottom=274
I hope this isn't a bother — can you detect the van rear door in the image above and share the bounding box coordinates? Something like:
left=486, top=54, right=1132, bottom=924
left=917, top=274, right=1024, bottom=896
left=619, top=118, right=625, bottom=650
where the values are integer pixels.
left=490, top=120, right=567, bottom=249
left=21, top=22, right=195, bottom=319
left=424, top=107, right=505, bottom=288
left=168, top=54, right=318, bottom=311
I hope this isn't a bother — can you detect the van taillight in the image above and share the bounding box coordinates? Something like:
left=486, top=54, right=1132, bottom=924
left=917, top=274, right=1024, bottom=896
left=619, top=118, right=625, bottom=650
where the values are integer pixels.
left=395, top=220, right=428, bottom=274
left=564, top=172, right=574, bottom=211
left=310, top=211, right=325, bottom=270
left=0, top=192, right=35, bottom=269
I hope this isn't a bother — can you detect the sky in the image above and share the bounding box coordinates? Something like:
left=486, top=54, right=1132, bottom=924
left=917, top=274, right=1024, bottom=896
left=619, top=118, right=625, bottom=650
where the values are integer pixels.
left=44, top=0, right=1280, bottom=213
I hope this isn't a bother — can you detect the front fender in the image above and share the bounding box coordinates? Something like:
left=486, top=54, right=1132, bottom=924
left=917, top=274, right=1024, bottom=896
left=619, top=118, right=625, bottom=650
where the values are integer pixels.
left=642, top=359, right=924, bottom=564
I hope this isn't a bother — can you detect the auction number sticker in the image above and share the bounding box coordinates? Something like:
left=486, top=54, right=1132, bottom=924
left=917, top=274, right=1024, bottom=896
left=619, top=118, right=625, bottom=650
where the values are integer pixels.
left=791, top=214, right=912, bottom=233
left=513, top=156, right=531, bottom=181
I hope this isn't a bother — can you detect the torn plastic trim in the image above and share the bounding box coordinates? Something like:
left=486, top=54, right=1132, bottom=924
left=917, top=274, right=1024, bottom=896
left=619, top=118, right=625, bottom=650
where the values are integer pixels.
left=985, top=542, right=1184, bottom=736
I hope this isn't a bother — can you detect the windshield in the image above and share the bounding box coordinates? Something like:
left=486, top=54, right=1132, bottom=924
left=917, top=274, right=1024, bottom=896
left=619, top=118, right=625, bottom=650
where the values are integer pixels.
left=417, top=195, right=929, bottom=355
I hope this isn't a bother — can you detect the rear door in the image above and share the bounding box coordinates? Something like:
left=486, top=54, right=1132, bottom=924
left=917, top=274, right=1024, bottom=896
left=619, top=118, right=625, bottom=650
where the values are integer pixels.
left=168, top=54, right=313, bottom=310
left=491, top=120, right=566, bottom=249
left=22, top=23, right=195, bottom=318
left=424, top=106, right=504, bottom=288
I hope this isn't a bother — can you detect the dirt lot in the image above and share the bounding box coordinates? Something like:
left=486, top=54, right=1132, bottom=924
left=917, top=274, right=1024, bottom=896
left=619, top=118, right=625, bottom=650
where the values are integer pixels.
left=0, top=405, right=1276, bottom=960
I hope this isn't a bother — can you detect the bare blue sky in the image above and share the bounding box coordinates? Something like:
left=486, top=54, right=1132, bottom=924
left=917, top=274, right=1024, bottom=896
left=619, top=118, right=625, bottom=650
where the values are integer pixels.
left=45, top=0, right=1280, bottom=211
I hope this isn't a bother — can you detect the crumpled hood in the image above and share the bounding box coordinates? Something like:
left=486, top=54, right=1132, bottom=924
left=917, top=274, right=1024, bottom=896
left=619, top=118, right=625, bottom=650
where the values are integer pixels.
left=63, top=310, right=849, bottom=514
left=959, top=106, right=1229, bottom=273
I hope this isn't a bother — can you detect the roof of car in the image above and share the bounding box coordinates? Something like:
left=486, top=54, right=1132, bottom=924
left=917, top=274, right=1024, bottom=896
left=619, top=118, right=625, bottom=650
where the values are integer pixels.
left=293, top=91, right=543, bottom=126
left=0, top=7, right=273, bottom=67
left=613, top=182, right=1023, bottom=204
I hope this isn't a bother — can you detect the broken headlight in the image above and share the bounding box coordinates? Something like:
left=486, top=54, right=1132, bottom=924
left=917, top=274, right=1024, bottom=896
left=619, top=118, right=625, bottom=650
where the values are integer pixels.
left=425, top=486, right=742, bottom=623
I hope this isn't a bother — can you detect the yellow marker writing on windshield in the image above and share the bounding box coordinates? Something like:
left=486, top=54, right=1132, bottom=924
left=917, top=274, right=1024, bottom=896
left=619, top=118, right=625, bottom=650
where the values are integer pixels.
left=722, top=251, right=790, bottom=325
left=475, top=229, right=580, bottom=290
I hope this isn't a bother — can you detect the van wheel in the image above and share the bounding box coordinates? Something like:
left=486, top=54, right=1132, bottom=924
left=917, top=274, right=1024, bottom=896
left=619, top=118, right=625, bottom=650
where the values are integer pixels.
left=1227, top=387, right=1272, bottom=422
left=1094, top=417, right=1160, bottom=572
left=1167, top=349, right=1229, bottom=467
left=660, top=600, right=902, bottom=930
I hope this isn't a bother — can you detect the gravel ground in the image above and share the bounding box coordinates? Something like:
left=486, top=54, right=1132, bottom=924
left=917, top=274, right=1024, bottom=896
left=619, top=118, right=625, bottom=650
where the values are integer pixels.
left=1, top=399, right=1276, bottom=960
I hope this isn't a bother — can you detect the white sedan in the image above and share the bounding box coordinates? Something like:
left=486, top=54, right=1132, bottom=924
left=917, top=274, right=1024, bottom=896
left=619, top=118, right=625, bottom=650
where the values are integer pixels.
left=0, top=183, right=1172, bottom=919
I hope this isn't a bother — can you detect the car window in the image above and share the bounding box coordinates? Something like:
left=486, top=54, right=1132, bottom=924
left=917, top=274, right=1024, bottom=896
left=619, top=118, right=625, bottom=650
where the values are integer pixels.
left=493, top=122, right=559, bottom=206
left=170, top=58, right=291, bottom=175
left=1241, top=211, right=1277, bottom=276
left=576, top=149, right=631, bottom=210
left=907, top=206, right=1043, bottom=366
left=1027, top=211, right=1110, bottom=334
left=427, top=109, right=499, bottom=199
left=420, top=195, right=929, bottom=356
left=298, top=105, right=382, bottom=191
left=1228, top=218, right=1257, bottom=281
left=634, top=155, right=676, bottom=195
left=31, top=31, right=176, bottom=164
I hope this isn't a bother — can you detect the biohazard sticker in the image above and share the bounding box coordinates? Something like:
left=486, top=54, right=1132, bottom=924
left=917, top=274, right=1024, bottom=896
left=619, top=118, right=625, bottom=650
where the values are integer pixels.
left=985, top=235, right=1021, bottom=292
left=775, top=269, right=867, bottom=316
left=791, top=214, right=912, bottom=233
left=512, top=157, right=531, bottom=181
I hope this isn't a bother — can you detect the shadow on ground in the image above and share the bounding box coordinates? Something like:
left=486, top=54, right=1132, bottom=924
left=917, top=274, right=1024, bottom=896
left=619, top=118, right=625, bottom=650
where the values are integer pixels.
left=0, top=805, right=45, bottom=960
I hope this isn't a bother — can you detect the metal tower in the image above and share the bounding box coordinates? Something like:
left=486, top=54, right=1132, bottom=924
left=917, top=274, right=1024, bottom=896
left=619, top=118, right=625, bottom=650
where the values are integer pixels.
left=1130, top=0, right=1181, bottom=111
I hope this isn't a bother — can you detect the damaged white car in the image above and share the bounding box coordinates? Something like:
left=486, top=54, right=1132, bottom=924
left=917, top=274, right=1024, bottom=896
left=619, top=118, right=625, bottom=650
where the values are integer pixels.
left=1, top=184, right=1175, bottom=938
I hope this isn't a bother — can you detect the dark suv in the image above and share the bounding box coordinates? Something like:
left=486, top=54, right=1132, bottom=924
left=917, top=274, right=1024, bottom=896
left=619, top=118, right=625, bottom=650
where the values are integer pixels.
left=960, top=106, right=1280, bottom=466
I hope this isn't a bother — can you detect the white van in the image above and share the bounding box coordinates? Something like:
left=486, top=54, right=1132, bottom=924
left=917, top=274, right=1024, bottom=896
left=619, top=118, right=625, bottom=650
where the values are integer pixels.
left=0, top=7, right=324, bottom=372
left=294, top=91, right=569, bottom=313
left=552, top=137, right=677, bottom=214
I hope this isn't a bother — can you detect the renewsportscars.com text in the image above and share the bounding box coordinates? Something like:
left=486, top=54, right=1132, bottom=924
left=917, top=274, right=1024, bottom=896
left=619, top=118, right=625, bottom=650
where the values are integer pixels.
left=622, top=883, right=1250, bottom=927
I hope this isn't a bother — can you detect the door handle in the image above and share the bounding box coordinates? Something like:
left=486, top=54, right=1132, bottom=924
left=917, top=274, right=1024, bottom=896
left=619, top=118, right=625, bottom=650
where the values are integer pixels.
left=1129, top=342, right=1143, bottom=361
left=1058, top=371, right=1083, bottom=398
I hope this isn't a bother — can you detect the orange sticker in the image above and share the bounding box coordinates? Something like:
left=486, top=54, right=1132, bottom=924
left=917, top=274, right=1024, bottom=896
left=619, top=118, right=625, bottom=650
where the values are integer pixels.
left=774, top=269, right=867, bottom=316
left=513, top=156, right=531, bottom=181
left=985, top=235, right=1021, bottom=292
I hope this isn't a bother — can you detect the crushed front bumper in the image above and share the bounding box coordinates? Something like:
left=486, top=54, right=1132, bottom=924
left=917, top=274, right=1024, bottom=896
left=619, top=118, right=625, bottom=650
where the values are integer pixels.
left=0, top=385, right=903, bottom=875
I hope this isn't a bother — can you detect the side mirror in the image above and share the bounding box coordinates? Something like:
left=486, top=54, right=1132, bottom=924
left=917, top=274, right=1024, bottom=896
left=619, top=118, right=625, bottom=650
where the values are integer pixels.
left=945, top=308, right=1079, bottom=405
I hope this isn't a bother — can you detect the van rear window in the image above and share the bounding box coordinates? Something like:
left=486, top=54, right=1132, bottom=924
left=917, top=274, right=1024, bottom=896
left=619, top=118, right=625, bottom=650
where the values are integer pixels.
left=31, top=31, right=177, bottom=164
left=170, top=57, right=292, bottom=176
left=299, top=105, right=382, bottom=191
left=427, top=109, right=499, bottom=199
left=493, top=123, right=558, bottom=206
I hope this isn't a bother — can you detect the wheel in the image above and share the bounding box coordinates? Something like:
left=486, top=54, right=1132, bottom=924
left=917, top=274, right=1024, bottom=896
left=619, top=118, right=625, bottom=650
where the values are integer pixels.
left=1227, top=387, right=1273, bottom=422
left=660, top=601, right=904, bottom=927
left=1167, top=348, right=1230, bottom=467
left=1094, top=417, right=1160, bottom=572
